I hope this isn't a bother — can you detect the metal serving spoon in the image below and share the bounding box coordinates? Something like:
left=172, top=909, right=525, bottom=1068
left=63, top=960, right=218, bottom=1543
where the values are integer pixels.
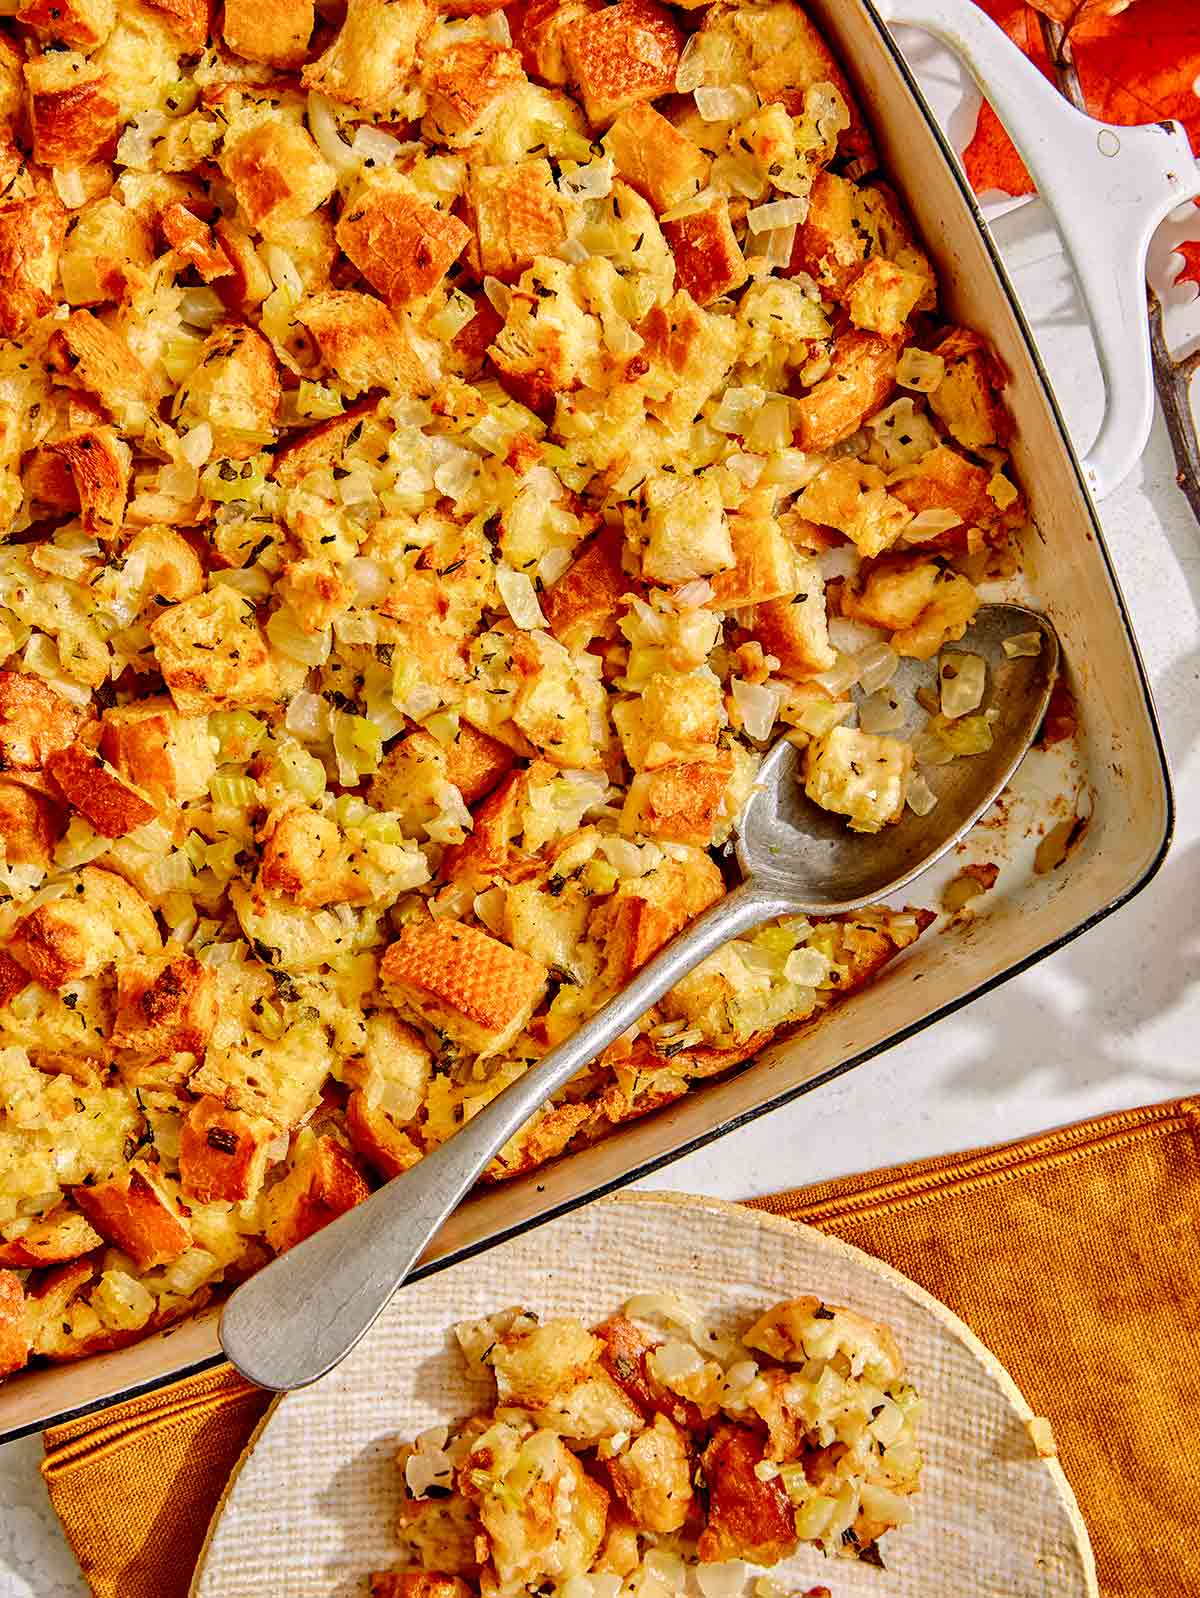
left=220, top=601, right=1058, bottom=1392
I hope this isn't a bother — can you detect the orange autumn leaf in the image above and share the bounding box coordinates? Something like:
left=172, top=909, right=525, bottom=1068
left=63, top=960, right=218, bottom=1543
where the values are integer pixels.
left=1175, top=239, right=1200, bottom=292
left=1024, top=0, right=1135, bottom=26
left=961, top=0, right=1055, bottom=194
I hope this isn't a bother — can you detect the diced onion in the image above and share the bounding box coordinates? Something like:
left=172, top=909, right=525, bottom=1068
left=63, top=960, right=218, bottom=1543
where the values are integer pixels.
left=158, top=462, right=199, bottom=499
left=856, top=640, right=899, bottom=694
left=483, top=276, right=511, bottom=317
left=1003, top=630, right=1042, bottom=659
left=746, top=198, right=809, bottom=235
left=695, top=1563, right=747, bottom=1598
left=675, top=578, right=714, bottom=609
left=711, top=385, right=764, bottom=435
left=264, top=245, right=304, bottom=300
left=896, top=347, right=946, bottom=393
left=858, top=689, right=905, bottom=734
left=939, top=651, right=986, bottom=719
left=285, top=690, right=328, bottom=740
left=180, top=288, right=225, bottom=330
left=483, top=7, right=511, bottom=42
left=348, top=557, right=389, bottom=602
left=784, top=946, right=830, bottom=985
left=352, top=124, right=408, bottom=167
left=762, top=223, right=797, bottom=267
left=903, top=508, right=963, bottom=541
left=180, top=422, right=213, bottom=467
left=429, top=288, right=477, bottom=343
left=860, top=1481, right=914, bottom=1526
left=559, top=156, right=614, bottom=202
left=52, top=167, right=86, bottom=208
left=731, top=677, right=784, bottom=741
left=814, top=649, right=861, bottom=697
left=694, top=84, right=756, bottom=121
left=910, top=730, right=954, bottom=767
left=496, top=565, right=547, bottom=630
left=266, top=607, right=332, bottom=666
left=307, top=92, right=358, bottom=174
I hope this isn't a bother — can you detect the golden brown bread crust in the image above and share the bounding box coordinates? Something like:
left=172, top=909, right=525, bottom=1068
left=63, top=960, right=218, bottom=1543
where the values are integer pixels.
left=622, top=753, right=733, bottom=848
left=542, top=526, right=632, bottom=649
left=469, top=160, right=567, bottom=283
left=222, top=0, right=313, bottom=68
left=0, top=670, right=91, bottom=773
left=221, top=120, right=338, bottom=230
left=336, top=188, right=471, bottom=310
left=99, top=697, right=213, bottom=807
left=604, top=102, right=709, bottom=214
left=0, top=778, right=64, bottom=866
left=0, top=1206, right=102, bottom=1268
left=263, top=1134, right=370, bottom=1253
left=0, top=1270, right=28, bottom=1377
left=270, top=399, right=382, bottom=488
left=44, top=426, right=131, bottom=536
left=370, top=1577, right=475, bottom=1598
left=111, top=952, right=217, bottom=1060
left=563, top=0, right=683, bottom=126
left=697, top=1425, right=797, bottom=1565
left=421, top=38, right=524, bottom=144
left=0, top=193, right=68, bottom=339
left=792, top=330, right=899, bottom=452
left=298, top=289, right=426, bottom=396
left=591, top=855, right=725, bottom=984
left=73, top=1161, right=192, bottom=1271
left=662, top=199, right=747, bottom=307
left=16, top=0, right=115, bottom=49
left=159, top=202, right=234, bottom=283
left=45, top=740, right=158, bottom=837
left=8, top=865, right=160, bottom=988
left=47, top=309, right=154, bottom=428
left=25, top=52, right=120, bottom=169
left=381, top=919, right=548, bottom=1055
left=178, top=1095, right=276, bottom=1203
left=302, top=0, right=432, bottom=112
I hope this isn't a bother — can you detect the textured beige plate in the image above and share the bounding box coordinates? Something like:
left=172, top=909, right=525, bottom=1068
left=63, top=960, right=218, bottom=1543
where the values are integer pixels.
left=192, top=1192, right=1097, bottom=1598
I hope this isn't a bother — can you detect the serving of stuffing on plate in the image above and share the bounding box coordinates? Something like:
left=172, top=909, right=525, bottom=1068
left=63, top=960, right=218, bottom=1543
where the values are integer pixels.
left=376, top=1293, right=922, bottom=1597
left=0, top=0, right=1027, bottom=1383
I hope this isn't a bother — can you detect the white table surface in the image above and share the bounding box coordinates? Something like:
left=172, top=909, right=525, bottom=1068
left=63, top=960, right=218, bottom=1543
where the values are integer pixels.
left=3, top=48, right=1198, bottom=1598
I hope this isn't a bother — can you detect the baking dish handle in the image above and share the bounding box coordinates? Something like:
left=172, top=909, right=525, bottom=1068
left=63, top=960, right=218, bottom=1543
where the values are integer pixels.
left=872, top=0, right=1198, bottom=499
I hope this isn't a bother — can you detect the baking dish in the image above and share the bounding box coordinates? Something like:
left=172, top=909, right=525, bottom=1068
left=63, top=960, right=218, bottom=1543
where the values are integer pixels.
left=0, top=0, right=1180, bottom=1442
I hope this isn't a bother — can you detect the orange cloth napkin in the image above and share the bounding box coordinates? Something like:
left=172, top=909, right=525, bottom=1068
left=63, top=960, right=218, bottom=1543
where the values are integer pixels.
left=42, top=1096, right=1200, bottom=1598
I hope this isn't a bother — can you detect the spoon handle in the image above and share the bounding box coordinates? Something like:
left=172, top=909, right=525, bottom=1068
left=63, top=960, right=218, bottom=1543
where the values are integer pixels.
left=220, top=878, right=791, bottom=1392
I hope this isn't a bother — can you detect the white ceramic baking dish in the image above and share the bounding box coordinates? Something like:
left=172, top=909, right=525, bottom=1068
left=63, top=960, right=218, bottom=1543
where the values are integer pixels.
left=0, top=0, right=1185, bottom=1442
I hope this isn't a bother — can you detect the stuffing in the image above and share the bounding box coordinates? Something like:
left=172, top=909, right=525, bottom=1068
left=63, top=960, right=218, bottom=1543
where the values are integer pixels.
left=492, top=1316, right=600, bottom=1405
left=278, top=558, right=354, bottom=633
left=613, top=668, right=723, bottom=769
left=609, top=1412, right=692, bottom=1532
left=59, top=197, right=154, bottom=308
left=271, top=400, right=383, bottom=488
left=259, top=808, right=355, bottom=908
left=563, top=0, right=683, bottom=127
left=848, top=255, right=927, bottom=338
left=263, top=1129, right=370, bottom=1253
left=751, top=562, right=837, bottom=678
left=178, top=1095, right=276, bottom=1202
left=792, top=330, right=900, bottom=453
left=0, top=1205, right=103, bottom=1268
left=803, top=724, right=913, bottom=832
left=0, top=780, right=64, bottom=866
left=506, top=629, right=609, bottom=771
left=174, top=323, right=280, bottom=456
left=214, top=217, right=273, bottom=312
left=888, top=443, right=1004, bottom=538
left=842, top=553, right=980, bottom=660
left=697, top=1424, right=797, bottom=1566
left=0, top=1271, right=28, bottom=1377
left=708, top=489, right=799, bottom=609
left=297, top=290, right=425, bottom=396
left=221, top=119, right=338, bottom=231
left=370, top=1578, right=473, bottom=1598
left=744, top=1294, right=903, bottom=1381
left=928, top=327, right=1012, bottom=452
left=16, top=0, right=115, bottom=49
left=621, top=752, right=733, bottom=847
left=513, top=0, right=602, bottom=85
left=149, top=587, right=278, bottom=715
left=0, top=670, right=90, bottom=774
left=73, top=1160, right=192, bottom=1271
left=25, top=51, right=120, bottom=169
left=788, top=168, right=869, bottom=297
left=369, top=721, right=513, bottom=825
left=662, top=197, right=747, bottom=307
left=499, top=874, right=593, bottom=980
left=190, top=1016, right=334, bottom=1126
left=159, top=203, right=233, bottom=283
left=603, top=101, right=709, bottom=213
left=590, top=849, right=724, bottom=983
left=542, top=527, right=632, bottom=649
left=45, top=742, right=158, bottom=837
left=0, top=194, right=69, bottom=339
left=223, top=0, right=314, bottom=68
left=336, top=180, right=472, bottom=310
left=797, top=459, right=912, bottom=558
left=469, top=160, right=567, bottom=282
left=303, top=0, right=432, bottom=113
left=489, top=256, right=603, bottom=415
left=639, top=470, right=732, bottom=586
left=47, top=309, right=155, bottom=432
left=422, top=38, right=526, bottom=146
left=111, top=952, right=217, bottom=1061
left=99, top=698, right=216, bottom=806
left=7, top=866, right=160, bottom=989
left=43, top=427, right=131, bottom=537
left=343, top=1011, right=431, bottom=1177
left=381, top=919, right=548, bottom=1057
left=637, top=290, right=740, bottom=431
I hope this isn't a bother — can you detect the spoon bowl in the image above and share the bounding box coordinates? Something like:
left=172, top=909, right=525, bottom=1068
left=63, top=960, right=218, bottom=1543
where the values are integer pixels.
left=220, top=602, right=1060, bottom=1394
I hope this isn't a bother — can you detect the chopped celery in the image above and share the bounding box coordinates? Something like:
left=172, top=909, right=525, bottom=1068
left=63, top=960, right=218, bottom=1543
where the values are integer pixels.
left=209, top=774, right=260, bottom=807
left=210, top=709, right=265, bottom=761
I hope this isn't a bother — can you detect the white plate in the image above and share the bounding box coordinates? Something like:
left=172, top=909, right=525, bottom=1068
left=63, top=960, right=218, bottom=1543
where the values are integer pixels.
left=192, top=1192, right=1097, bottom=1598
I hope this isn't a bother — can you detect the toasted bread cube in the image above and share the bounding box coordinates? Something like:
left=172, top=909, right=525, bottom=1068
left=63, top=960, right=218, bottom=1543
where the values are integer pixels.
left=751, top=566, right=836, bottom=679
left=470, top=160, right=566, bottom=282
left=25, top=51, right=119, bottom=169
left=343, top=1012, right=431, bottom=1176
left=793, top=330, right=899, bottom=453
left=638, top=290, right=740, bottom=431
left=337, top=185, right=471, bottom=310
left=613, top=669, right=723, bottom=771
left=175, top=322, right=280, bottom=458
left=590, top=850, right=724, bottom=983
left=278, top=557, right=354, bottom=633
left=271, top=400, right=380, bottom=488
left=159, top=202, right=233, bottom=283
left=346, top=1096, right=424, bottom=1179
left=369, top=721, right=513, bottom=827
left=46, top=742, right=157, bottom=837
left=0, top=951, right=30, bottom=1010
left=0, top=1206, right=103, bottom=1268
left=370, top=1578, right=474, bottom=1598
left=0, top=670, right=89, bottom=773
left=263, top=1131, right=370, bottom=1253
left=787, top=169, right=866, bottom=297
left=888, top=443, right=998, bottom=534
left=707, top=490, right=798, bottom=609
left=797, top=459, right=911, bottom=559
left=488, top=257, right=602, bottom=415
left=44, top=426, right=131, bottom=537
left=224, top=0, right=314, bottom=68
left=698, top=1424, right=796, bottom=1566
left=221, top=119, right=338, bottom=230
left=662, top=197, right=746, bottom=307
left=303, top=0, right=432, bottom=112
left=563, top=0, right=682, bottom=127
left=0, top=1271, right=28, bottom=1377
left=382, top=919, right=548, bottom=1057
left=803, top=724, right=912, bottom=833
left=138, top=0, right=207, bottom=50
left=604, top=102, right=708, bottom=213
left=422, top=38, right=525, bottom=146
left=8, top=865, right=159, bottom=988
left=0, top=779, right=64, bottom=867
left=214, top=217, right=272, bottom=312
left=260, top=808, right=351, bottom=909
left=513, top=0, right=601, bottom=84
left=111, top=951, right=216, bottom=1060
left=0, top=193, right=68, bottom=338
left=641, top=471, right=732, bottom=587
left=848, top=256, right=925, bottom=339
left=178, top=1095, right=276, bottom=1202
left=59, top=196, right=153, bottom=307
left=842, top=554, right=979, bottom=661
left=17, top=0, right=114, bottom=48
left=73, top=1160, right=191, bottom=1271
left=542, top=527, right=630, bottom=649
left=610, top=1413, right=692, bottom=1533
left=491, top=1315, right=599, bottom=1405
left=928, top=327, right=1011, bottom=452
left=191, top=1017, right=333, bottom=1125
left=99, top=697, right=215, bottom=807
left=150, top=587, right=277, bottom=716
left=47, top=309, right=154, bottom=432
left=297, top=290, right=425, bottom=396
left=621, top=752, right=732, bottom=848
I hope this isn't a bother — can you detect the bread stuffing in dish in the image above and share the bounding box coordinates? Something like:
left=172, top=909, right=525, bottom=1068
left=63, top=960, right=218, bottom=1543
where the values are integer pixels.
left=375, top=1293, right=922, bottom=1596
left=0, top=0, right=1027, bottom=1381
